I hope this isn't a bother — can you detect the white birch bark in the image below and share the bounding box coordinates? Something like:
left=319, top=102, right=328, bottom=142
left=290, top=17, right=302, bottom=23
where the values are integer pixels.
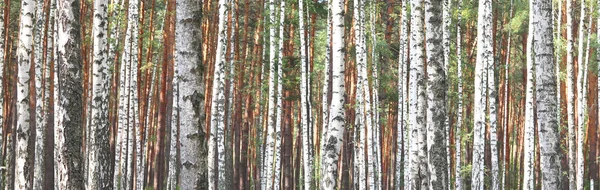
left=524, top=0, right=535, bottom=187
left=455, top=1, right=463, bottom=189
left=208, top=0, right=228, bottom=189
left=169, top=73, right=179, bottom=190
left=33, top=0, right=47, bottom=187
left=55, top=0, right=84, bottom=187
left=0, top=0, right=4, bottom=154
left=442, top=0, right=451, bottom=186
left=369, top=6, right=381, bottom=189
left=87, top=0, right=111, bottom=187
left=299, top=0, right=313, bottom=188
left=353, top=0, right=367, bottom=188
left=575, top=1, right=586, bottom=189
left=425, top=0, right=448, bottom=188
left=408, top=0, right=426, bottom=187
left=566, top=0, right=576, bottom=187
left=397, top=0, right=409, bottom=188
left=472, top=0, right=492, bottom=188
left=263, top=0, right=277, bottom=188
left=532, top=0, right=562, bottom=188
left=174, top=0, right=204, bottom=187
left=274, top=1, right=285, bottom=188
left=123, top=0, right=139, bottom=187
left=486, top=14, right=500, bottom=190
left=319, top=1, right=331, bottom=183
left=320, top=0, right=345, bottom=188
left=16, top=0, right=35, bottom=187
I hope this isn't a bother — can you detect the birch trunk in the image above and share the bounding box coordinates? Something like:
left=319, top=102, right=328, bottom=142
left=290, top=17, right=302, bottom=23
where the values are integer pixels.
left=442, top=0, right=451, bottom=186
left=575, top=1, right=587, bottom=188
left=208, top=0, right=228, bottom=189
left=408, top=0, right=427, bottom=187
left=33, top=0, right=47, bottom=187
left=87, top=0, right=111, bottom=187
left=472, top=0, right=492, bottom=188
left=353, top=0, right=367, bottom=188
left=174, top=0, right=204, bottom=187
left=397, top=0, right=409, bottom=188
left=299, top=0, right=313, bottom=188
left=566, top=0, right=576, bottom=187
left=320, top=0, right=345, bottom=188
left=123, top=0, right=139, bottom=186
left=274, top=1, right=285, bottom=187
left=369, top=6, right=381, bottom=189
left=263, top=0, right=278, bottom=188
left=55, top=0, right=84, bottom=187
left=16, top=0, right=36, bottom=187
left=532, top=0, right=562, bottom=188
left=319, top=1, right=331, bottom=183
left=424, top=0, right=448, bottom=188
left=487, top=13, right=500, bottom=190
left=524, top=0, right=535, bottom=187
left=455, top=1, right=463, bottom=189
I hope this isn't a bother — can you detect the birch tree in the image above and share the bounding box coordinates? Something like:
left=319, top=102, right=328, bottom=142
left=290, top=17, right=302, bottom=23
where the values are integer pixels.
left=369, top=6, right=381, bottom=188
left=274, top=1, right=285, bottom=187
left=532, top=0, right=561, bottom=188
left=408, top=0, right=427, bottom=187
left=472, top=0, right=492, bottom=188
left=208, top=0, right=228, bottom=188
left=523, top=0, right=535, bottom=187
left=263, top=0, right=278, bottom=188
left=320, top=0, right=345, bottom=188
left=174, top=0, right=204, bottom=187
left=33, top=0, right=48, bottom=187
left=299, top=0, right=313, bottom=188
left=87, top=0, right=111, bottom=187
left=55, top=0, right=84, bottom=187
left=566, top=0, right=576, bottom=187
left=15, top=0, right=36, bottom=187
left=455, top=0, right=463, bottom=189
left=353, top=0, right=368, bottom=188
left=397, top=0, right=409, bottom=188
left=575, top=1, right=587, bottom=188
left=424, top=0, right=448, bottom=188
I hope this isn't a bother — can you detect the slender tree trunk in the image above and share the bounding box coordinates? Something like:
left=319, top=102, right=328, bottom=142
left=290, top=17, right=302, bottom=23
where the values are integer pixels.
left=33, top=0, right=48, bottom=187
left=319, top=0, right=345, bottom=188
left=274, top=1, right=285, bottom=188
left=524, top=1, right=535, bottom=188
left=208, top=0, right=228, bottom=189
left=263, top=0, right=277, bottom=188
left=15, top=0, right=36, bottom=187
left=532, top=0, right=562, bottom=188
left=54, top=0, right=84, bottom=187
left=472, top=0, right=492, bottom=188
left=575, top=1, right=587, bottom=189
left=455, top=1, right=463, bottom=189
left=566, top=0, right=576, bottom=187
left=424, top=0, right=448, bottom=188
left=369, top=5, right=382, bottom=189
left=353, top=0, right=367, bottom=188
left=397, top=0, right=408, bottom=188
left=87, top=0, right=111, bottom=187
left=502, top=1, right=513, bottom=189
left=408, top=0, right=425, bottom=187
left=299, top=0, right=313, bottom=188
